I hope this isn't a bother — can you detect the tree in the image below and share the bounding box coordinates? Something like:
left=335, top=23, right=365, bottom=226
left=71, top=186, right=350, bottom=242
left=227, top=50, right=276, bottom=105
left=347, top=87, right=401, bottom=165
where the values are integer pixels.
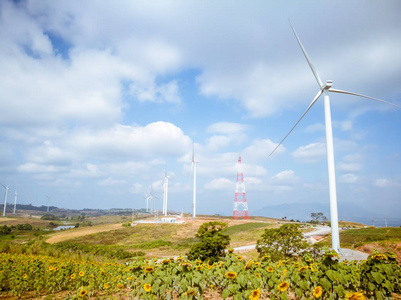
left=310, top=212, right=328, bottom=223
left=187, top=221, right=230, bottom=263
left=256, top=223, right=316, bottom=261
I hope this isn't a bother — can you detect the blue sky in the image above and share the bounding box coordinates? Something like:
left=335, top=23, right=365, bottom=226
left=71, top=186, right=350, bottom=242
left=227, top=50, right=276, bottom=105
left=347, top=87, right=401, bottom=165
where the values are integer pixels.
left=0, top=0, right=400, bottom=220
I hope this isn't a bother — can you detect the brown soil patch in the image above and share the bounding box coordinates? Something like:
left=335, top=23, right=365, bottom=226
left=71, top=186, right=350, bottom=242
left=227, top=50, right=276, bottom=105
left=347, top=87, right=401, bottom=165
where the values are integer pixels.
left=356, top=241, right=401, bottom=262
left=45, top=223, right=123, bottom=244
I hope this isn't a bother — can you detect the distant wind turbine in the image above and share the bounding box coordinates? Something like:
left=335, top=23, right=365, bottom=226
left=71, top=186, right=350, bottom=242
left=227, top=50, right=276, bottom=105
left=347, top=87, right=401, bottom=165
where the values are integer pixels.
left=162, top=172, right=169, bottom=216
left=269, top=22, right=400, bottom=253
left=191, top=144, right=198, bottom=219
left=1, top=183, right=9, bottom=217
left=144, top=186, right=155, bottom=212
left=46, top=195, right=51, bottom=213
left=14, top=190, right=17, bottom=214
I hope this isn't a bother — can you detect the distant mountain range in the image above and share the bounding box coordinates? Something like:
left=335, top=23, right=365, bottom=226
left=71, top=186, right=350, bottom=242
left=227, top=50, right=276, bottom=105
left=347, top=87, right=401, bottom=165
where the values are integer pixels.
left=251, top=202, right=385, bottom=226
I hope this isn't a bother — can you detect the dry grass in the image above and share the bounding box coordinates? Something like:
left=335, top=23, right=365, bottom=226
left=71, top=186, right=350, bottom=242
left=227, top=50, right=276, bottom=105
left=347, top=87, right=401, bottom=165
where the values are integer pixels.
left=45, top=223, right=123, bottom=244
left=0, top=217, right=53, bottom=227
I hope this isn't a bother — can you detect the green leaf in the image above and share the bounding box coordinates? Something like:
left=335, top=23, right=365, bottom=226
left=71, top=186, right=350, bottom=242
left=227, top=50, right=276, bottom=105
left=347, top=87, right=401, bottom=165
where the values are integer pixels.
left=222, top=289, right=230, bottom=299
left=319, top=277, right=332, bottom=291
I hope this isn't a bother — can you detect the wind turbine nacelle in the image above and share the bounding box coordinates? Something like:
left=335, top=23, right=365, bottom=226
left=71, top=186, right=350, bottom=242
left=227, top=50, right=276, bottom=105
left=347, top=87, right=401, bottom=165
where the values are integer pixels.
left=323, top=80, right=333, bottom=90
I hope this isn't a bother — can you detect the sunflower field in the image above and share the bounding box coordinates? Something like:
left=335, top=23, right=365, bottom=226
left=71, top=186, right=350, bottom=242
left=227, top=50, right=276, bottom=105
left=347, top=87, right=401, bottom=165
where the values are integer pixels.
left=0, top=250, right=400, bottom=299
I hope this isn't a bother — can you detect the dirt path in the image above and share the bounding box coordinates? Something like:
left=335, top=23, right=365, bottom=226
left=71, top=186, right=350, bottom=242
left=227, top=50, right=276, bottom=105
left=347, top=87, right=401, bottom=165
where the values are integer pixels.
left=45, top=223, right=123, bottom=244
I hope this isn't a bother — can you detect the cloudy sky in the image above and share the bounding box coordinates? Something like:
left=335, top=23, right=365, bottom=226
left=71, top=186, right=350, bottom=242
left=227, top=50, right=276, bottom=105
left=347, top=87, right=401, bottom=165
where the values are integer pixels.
left=1, top=0, right=400, bottom=219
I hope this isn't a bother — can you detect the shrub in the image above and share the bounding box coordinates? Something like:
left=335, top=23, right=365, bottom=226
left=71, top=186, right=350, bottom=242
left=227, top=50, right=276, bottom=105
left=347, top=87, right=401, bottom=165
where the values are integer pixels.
left=256, top=223, right=320, bottom=261
left=187, top=221, right=230, bottom=263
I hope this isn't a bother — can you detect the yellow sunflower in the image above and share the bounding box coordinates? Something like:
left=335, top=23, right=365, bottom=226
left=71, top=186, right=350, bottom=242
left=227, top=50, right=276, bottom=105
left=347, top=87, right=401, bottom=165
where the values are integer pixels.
left=79, top=286, right=88, bottom=297
left=244, top=259, right=254, bottom=270
left=144, top=266, right=155, bottom=273
left=345, top=292, right=365, bottom=300
left=277, top=281, right=290, bottom=292
left=79, top=271, right=85, bottom=277
left=71, top=274, right=76, bottom=279
left=237, top=256, right=243, bottom=261
left=23, top=274, right=27, bottom=279
left=144, top=283, right=151, bottom=292
left=371, top=254, right=387, bottom=261
left=196, top=265, right=203, bottom=271
left=313, top=286, right=323, bottom=298
left=249, top=288, right=262, bottom=300
left=227, top=248, right=234, bottom=253
left=104, top=283, right=109, bottom=290
left=266, top=266, right=274, bottom=273
left=117, top=283, right=124, bottom=290
left=225, top=271, right=238, bottom=279
left=48, top=266, right=54, bottom=271
left=298, top=266, right=308, bottom=272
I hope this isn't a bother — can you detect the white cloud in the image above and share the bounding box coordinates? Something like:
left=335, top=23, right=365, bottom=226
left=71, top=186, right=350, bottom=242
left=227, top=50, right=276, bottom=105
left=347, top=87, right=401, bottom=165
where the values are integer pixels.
left=337, top=154, right=363, bottom=172
left=374, top=178, right=400, bottom=188
left=305, top=123, right=325, bottom=133
left=340, top=173, right=359, bottom=183
left=207, top=122, right=248, bottom=135
left=98, top=177, right=127, bottom=186
left=243, top=139, right=285, bottom=162
left=204, top=178, right=234, bottom=191
left=271, top=170, right=300, bottom=185
left=292, top=143, right=326, bottom=163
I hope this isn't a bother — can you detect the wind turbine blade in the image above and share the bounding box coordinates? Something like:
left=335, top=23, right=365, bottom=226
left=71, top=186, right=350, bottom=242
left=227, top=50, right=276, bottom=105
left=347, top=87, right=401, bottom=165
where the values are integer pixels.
left=268, top=89, right=323, bottom=158
left=329, top=88, right=401, bottom=108
left=289, top=21, right=323, bottom=88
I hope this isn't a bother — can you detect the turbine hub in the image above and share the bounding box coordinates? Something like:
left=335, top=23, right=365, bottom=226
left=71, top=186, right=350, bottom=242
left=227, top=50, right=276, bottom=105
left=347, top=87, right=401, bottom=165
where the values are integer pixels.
left=323, top=80, right=333, bottom=90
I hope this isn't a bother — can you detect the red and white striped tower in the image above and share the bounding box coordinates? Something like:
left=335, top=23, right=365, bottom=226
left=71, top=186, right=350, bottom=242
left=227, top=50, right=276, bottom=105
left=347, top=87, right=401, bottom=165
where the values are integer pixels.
left=233, top=155, right=249, bottom=219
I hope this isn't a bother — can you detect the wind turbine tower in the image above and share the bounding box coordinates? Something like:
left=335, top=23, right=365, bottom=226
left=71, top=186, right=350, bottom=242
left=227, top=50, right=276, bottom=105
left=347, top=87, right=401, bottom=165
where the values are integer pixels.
left=268, top=22, right=400, bottom=253
left=1, top=184, right=9, bottom=217
left=162, top=172, right=169, bottom=216
left=191, top=144, right=198, bottom=219
left=13, top=190, right=17, bottom=214
left=46, top=195, right=51, bottom=213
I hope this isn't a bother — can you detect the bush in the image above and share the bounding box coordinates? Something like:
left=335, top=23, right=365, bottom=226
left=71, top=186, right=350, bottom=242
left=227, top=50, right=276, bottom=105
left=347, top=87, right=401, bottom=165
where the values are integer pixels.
left=256, top=223, right=320, bottom=261
left=187, top=221, right=230, bottom=263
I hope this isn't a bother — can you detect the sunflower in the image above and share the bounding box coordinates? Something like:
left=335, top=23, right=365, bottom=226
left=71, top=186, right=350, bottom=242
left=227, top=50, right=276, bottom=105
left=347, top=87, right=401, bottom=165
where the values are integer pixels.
left=144, top=283, right=151, bottom=292
left=283, top=269, right=288, bottom=275
left=237, top=256, right=243, bottom=261
left=23, top=274, right=27, bottom=279
left=249, top=288, right=262, bottom=300
left=244, top=259, right=254, bottom=270
left=313, top=286, right=323, bottom=298
left=71, top=274, right=76, bottom=279
left=310, top=264, right=318, bottom=272
left=345, top=292, right=365, bottom=300
left=371, top=254, right=387, bottom=261
left=144, top=266, right=155, bottom=273
left=255, top=273, right=261, bottom=279
left=196, top=265, right=203, bottom=271
left=117, top=283, right=124, bottom=290
left=298, top=266, right=308, bottom=272
left=261, top=255, right=270, bottom=261
left=277, top=281, right=290, bottom=292
left=48, top=266, right=54, bottom=271
left=225, top=271, right=238, bottom=279
left=195, top=260, right=202, bottom=265
left=266, top=266, right=274, bottom=273
left=227, top=248, right=234, bottom=253
left=79, top=271, right=85, bottom=277
left=79, top=287, right=88, bottom=297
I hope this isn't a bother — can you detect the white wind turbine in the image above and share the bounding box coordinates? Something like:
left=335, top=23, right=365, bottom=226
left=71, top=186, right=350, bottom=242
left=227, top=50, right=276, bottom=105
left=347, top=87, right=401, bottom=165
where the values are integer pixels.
left=144, top=186, right=155, bottom=212
left=1, top=183, right=9, bottom=217
left=191, top=144, right=198, bottom=219
left=13, top=190, right=17, bottom=214
left=162, top=172, right=169, bottom=216
left=46, top=195, right=51, bottom=213
left=269, top=22, right=400, bottom=253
